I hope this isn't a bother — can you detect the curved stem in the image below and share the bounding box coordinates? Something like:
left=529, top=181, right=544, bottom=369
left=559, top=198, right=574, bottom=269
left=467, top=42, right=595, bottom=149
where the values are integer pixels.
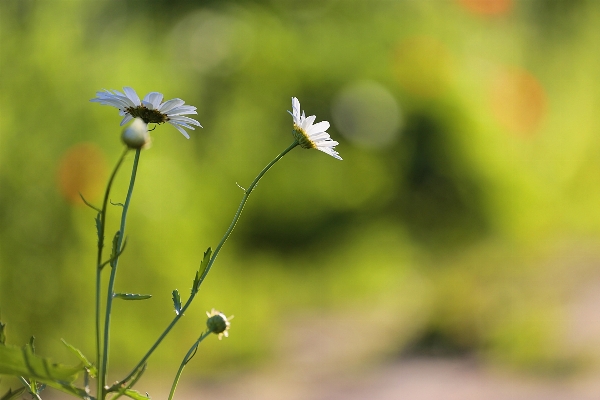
left=167, top=330, right=211, bottom=400
left=198, top=141, right=298, bottom=285
left=100, top=148, right=142, bottom=399
left=96, top=148, right=129, bottom=400
left=110, top=141, right=298, bottom=392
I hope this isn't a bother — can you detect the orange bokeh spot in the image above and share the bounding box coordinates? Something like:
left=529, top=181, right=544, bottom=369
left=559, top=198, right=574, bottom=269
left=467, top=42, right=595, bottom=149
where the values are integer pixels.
left=457, top=0, right=512, bottom=16
left=489, top=66, right=547, bottom=137
left=57, top=143, right=107, bottom=205
left=392, top=36, right=454, bottom=99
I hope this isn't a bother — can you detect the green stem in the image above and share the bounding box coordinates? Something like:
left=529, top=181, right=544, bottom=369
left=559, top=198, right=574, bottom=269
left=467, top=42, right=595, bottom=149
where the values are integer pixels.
left=96, top=148, right=129, bottom=400
left=100, top=148, right=142, bottom=399
left=198, top=141, right=299, bottom=285
left=167, top=330, right=211, bottom=400
left=109, top=141, right=298, bottom=392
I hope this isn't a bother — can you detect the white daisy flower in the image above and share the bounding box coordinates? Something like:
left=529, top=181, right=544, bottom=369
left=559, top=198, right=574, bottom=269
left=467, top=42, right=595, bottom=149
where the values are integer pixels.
left=288, top=97, right=342, bottom=160
left=91, top=87, right=202, bottom=139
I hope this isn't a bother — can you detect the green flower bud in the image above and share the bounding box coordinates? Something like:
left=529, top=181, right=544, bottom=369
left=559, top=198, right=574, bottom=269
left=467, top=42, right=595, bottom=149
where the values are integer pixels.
left=121, top=118, right=151, bottom=149
left=206, top=309, right=232, bottom=340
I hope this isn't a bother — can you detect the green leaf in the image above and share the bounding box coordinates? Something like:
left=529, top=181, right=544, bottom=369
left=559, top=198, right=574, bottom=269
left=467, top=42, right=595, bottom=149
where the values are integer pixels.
left=0, top=321, right=6, bottom=344
left=0, top=343, right=80, bottom=384
left=61, top=339, right=97, bottom=377
left=110, top=230, right=121, bottom=267
left=192, top=247, right=212, bottom=293
left=48, top=382, right=88, bottom=398
left=95, top=213, right=102, bottom=245
left=0, top=387, right=26, bottom=400
left=172, top=290, right=182, bottom=315
left=118, top=388, right=150, bottom=400
left=28, top=336, right=35, bottom=354
left=100, top=238, right=128, bottom=271
left=79, top=193, right=101, bottom=213
left=113, top=293, right=152, bottom=300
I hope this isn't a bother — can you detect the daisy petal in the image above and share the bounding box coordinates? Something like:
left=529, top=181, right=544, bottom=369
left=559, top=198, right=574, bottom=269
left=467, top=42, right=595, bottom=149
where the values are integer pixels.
left=159, top=98, right=185, bottom=113
left=172, top=123, right=191, bottom=139
left=123, top=87, right=141, bottom=106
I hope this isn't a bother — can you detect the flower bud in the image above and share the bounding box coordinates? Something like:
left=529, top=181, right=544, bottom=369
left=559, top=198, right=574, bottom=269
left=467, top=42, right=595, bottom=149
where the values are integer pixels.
left=121, top=118, right=150, bottom=149
left=206, top=308, right=232, bottom=340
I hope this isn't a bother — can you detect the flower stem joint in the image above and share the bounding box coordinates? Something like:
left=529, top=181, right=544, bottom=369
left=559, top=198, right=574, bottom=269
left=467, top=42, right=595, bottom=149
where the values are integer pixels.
left=206, top=309, right=232, bottom=340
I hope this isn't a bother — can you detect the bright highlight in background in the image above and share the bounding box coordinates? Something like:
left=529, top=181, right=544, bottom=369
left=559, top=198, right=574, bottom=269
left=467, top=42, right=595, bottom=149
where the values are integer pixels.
left=331, top=81, right=402, bottom=149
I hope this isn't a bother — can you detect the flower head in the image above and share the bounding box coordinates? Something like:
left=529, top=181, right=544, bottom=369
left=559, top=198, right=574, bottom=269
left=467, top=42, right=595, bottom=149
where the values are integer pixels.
left=91, top=87, right=202, bottom=139
left=288, top=97, right=342, bottom=160
left=206, top=309, right=233, bottom=340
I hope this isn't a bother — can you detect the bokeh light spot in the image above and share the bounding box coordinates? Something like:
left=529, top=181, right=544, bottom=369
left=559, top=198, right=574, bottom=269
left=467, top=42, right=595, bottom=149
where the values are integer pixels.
left=457, top=0, right=513, bottom=16
left=331, top=81, right=402, bottom=149
left=170, top=10, right=255, bottom=75
left=392, top=36, right=454, bottom=98
left=489, top=66, right=547, bottom=137
left=57, top=143, right=107, bottom=205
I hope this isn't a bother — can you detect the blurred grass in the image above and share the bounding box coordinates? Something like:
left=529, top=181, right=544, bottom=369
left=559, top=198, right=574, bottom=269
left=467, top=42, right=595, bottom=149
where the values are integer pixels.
left=2, top=0, right=600, bottom=391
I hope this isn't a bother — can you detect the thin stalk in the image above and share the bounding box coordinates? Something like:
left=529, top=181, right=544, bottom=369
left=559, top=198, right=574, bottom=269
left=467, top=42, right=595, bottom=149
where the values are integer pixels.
left=198, top=141, right=299, bottom=284
left=100, top=148, right=142, bottom=399
left=96, top=148, right=129, bottom=400
left=167, top=330, right=211, bottom=400
left=110, top=141, right=298, bottom=392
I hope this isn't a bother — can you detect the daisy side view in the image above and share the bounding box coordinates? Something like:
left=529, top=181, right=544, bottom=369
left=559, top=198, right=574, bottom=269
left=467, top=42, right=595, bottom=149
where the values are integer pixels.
left=91, top=86, right=202, bottom=138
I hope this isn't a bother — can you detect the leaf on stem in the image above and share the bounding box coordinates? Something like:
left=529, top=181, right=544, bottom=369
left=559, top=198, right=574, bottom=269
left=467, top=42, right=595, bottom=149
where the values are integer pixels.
left=0, top=387, right=26, bottom=400
left=118, top=388, right=150, bottom=400
left=0, top=342, right=80, bottom=384
left=172, top=290, right=182, bottom=315
left=95, top=213, right=102, bottom=246
left=192, top=247, right=212, bottom=294
left=100, top=238, right=127, bottom=270
left=113, top=293, right=152, bottom=301
left=110, top=231, right=121, bottom=267
left=79, top=193, right=101, bottom=213
left=27, top=337, right=35, bottom=354
left=0, top=320, right=6, bottom=344
left=60, top=339, right=98, bottom=377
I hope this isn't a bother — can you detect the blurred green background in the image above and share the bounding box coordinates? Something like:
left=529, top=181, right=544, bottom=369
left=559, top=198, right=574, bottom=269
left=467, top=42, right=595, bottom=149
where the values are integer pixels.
left=2, top=0, right=600, bottom=394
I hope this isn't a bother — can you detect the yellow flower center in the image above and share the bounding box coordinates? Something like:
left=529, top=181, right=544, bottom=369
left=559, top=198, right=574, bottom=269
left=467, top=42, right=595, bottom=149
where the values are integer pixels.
left=292, top=124, right=316, bottom=149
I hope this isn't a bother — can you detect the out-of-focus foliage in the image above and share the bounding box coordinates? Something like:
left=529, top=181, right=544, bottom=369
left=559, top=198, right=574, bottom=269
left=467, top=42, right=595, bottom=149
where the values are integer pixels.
left=1, top=0, right=600, bottom=389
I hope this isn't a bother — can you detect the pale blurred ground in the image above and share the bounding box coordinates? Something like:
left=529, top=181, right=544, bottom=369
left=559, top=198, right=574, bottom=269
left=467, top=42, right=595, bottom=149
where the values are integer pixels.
left=138, top=278, right=600, bottom=400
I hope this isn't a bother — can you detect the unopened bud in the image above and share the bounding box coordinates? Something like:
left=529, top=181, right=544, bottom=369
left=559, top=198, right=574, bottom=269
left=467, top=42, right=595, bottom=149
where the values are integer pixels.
left=121, top=118, right=150, bottom=149
left=206, top=308, right=232, bottom=340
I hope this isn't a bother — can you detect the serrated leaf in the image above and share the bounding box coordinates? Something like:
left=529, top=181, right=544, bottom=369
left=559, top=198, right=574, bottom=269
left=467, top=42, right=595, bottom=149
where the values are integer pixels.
left=61, top=339, right=97, bottom=377
left=0, top=387, right=26, bottom=400
left=192, top=247, right=212, bottom=293
left=110, top=231, right=121, bottom=267
left=95, top=213, right=102, bottom=245
left=0, top=343, right=80, bottom=384
left=28, top=336, right=35, bottom=354
left=172, top=290, right=182, bottom=315
left=119, top=388, right=150, bottom=400
left=113, top=293, right=152, bottom=300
